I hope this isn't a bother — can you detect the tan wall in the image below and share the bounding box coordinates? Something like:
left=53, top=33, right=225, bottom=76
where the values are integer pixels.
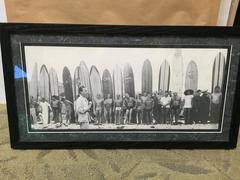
left=5, top=0, right=221, bottom=25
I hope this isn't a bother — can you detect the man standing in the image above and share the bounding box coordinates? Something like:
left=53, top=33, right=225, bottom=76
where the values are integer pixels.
left=127, top=96, right=135, bottom=124
left=123, top=93, right=131, bottom=124
left=39, top=98, right=52, bottom=127
left=60, top=97, right=67, bottom=126
left=122, top=94, right=129, bottom=125
left=114, top=94, right=122, bottom=125
left=75, top=86, right=92, bottom=129
left=171, top=92, right=181, bottom=125
left=29, top=96, right=37, bottom=125
left=65, top=99, right=73, bottom=125
left=104, top=94, right=113, bottom=124
left=211, top=86, right=222, bottom=123
left=144, top=94, right=154, bottom=125
left=157, top=90, right=163, bottom=124
left=183, top=90, right=194, bottom=125
left=35, top=96, right=43, bottom=123
left=200, top=91, right=211, bottom=124
left=51, top=96, right=60, bottom=124
left=160, top=91, right=171, bottom=124
left=94, top=94, right=103, bottom=125
left=141, top=92, right=148, bottom=123
left=152, top=92, right=159, bottom=121
left=192, top=90, right=202, bottom=124
left=135, top=94, right=143, bottom=124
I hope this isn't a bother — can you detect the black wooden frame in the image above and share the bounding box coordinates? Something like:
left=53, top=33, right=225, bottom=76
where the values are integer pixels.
left=1, top=23, right=240, bottom=149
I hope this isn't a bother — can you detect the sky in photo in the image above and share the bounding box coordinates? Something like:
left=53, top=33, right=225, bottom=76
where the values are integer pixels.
left=24, top=46, right=228, bottom=95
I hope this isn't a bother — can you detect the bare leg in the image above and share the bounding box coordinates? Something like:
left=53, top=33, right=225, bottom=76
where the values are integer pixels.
left=104, top=109, right=107, bottom=124
left=124, top=109, right=129, bottom=124
left=109, top=108, right=112, bottom=123
left=114, top=109, right=117, bottom=124
left=129, top=108, right=133, bottom=123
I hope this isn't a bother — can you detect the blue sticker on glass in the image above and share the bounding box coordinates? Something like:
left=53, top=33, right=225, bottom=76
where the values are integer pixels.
left=14, top=65, right=27, bottom=79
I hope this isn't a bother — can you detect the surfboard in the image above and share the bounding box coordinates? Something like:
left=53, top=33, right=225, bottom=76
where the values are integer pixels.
left=39, top=65, right=50, bottom=102
left=62, top=66, right=73, bottom=102
left=212, top=52, right=225, bottom=92
left=78, top=61, right=91, bottom=97
left=123, top=63, right=135, bottom=97
left=29, top=62, right=38, bottom=100
left=102, top=69, right=113, bottom=99
left=185, top=60, right=198, bottom=91
left=171, top=49, right=184, bottom=96
left=90, top=66, right=102, bottom=101
left=74, top=66, right=80, bottom=99
left=142, top=59, right=152, bottom=94
left=158, top=60, right=170, bottom=92
left=113, top=65, right=123, bottom=99
left=49, top=68, right=59, bottom=97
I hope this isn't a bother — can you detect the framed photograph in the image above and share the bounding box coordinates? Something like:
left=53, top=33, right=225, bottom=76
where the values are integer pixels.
left=1, top=23, right=240, bottom=149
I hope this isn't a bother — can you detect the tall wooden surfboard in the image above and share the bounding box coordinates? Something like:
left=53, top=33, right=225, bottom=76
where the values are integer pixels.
left=49, top=68, right=59, bottom=97
left=123, top=63, right=135, bottom=97
left=113, top=66, right=123, bottom=99
left=102, top=69, right=113, bottom=99
left=29, top=62, right=38, bottom=100
left=74, top=66, right=80, bottom=99
left=142, top=59, right=152, bottom=94
left=78, top=61, right=91, bottom=97
left=185, top=60, right=198, bottom=91
left=39, top=65, right=50, bottom=102
left=171, top=49, right=184, bottom=96
left=212, top=52, right=225, bottom=92
left=90, top=66, right=102, bottom=101
left=62, top=67, right=73, bottom=102
left=158, top=60, right=170, bottom=92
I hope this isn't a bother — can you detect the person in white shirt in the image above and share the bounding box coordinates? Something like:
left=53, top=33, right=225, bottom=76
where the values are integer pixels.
left=183, top=90, right=194, bottom=124
left=39, top=98, right=52, bottom=127
left=160, top=91, right=171, bottom=124
left=74, top=86, right=92, bottom=129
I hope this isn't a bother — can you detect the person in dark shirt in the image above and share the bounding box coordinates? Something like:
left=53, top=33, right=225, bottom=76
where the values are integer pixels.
left=211, top=86, right=222, bottom=123
left=152, top=92, right=159, bottom=122
left=192, top=90, right=202, bottom=123
left=141, top=92, right=148, bottom=124
left=200, top=91, right=211, bottom=124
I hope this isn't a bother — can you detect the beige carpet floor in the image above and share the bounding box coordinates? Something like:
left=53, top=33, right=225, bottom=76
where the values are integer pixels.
left=0, top=104, right=239, bottom=180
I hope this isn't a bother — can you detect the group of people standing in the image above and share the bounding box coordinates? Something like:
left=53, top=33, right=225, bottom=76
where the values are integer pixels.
left=29, top=96, right=73, bottom=128
left=29, top=85, right=222, bottom=129
left=90, top=86, right=222, bottom=127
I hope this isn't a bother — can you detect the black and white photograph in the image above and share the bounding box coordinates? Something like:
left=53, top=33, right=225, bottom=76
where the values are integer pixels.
left=2, top=24, right=240, bottom=149
left=25, top=46, right=228, bottom=131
